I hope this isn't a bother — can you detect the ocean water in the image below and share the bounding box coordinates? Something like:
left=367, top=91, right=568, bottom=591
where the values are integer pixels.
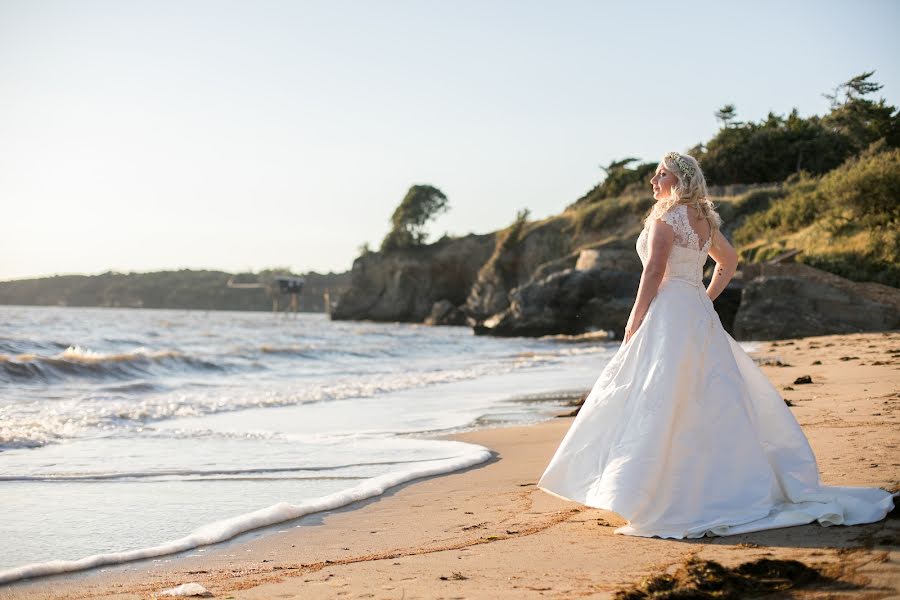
left=0, top=305, right=617, bottom=582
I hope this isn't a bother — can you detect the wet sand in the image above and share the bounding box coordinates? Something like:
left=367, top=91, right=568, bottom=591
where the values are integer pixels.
left=3, top=330, right=899, bottom=599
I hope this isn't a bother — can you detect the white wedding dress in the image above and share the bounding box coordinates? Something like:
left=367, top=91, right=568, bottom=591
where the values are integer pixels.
left=537, top=203, right=897, bottom=538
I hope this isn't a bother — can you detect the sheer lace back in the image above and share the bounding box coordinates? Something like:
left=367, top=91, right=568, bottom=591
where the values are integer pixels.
left=636, top=203, right=712, bottom=287
left=660, top=203, right=712, bottom=252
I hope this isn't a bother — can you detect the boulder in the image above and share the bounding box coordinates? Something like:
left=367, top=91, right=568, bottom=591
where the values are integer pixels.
left=573, top=241, right=642, bottom=273
left=424, top=300, right=468, bottom=326
left=528, top=253, right=579, bottom=285
left=474, top=268, right=640, bottom=338
left=733, top=262, right=900, bottom=340
left=574, top=249, right=602, bottom=271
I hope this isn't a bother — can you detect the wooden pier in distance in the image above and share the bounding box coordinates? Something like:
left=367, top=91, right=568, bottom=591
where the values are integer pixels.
left=226, top=275, right=306, bottom=314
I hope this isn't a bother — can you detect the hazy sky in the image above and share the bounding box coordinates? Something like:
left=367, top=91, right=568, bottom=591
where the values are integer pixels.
left=2, top=0, right=898, bottom=280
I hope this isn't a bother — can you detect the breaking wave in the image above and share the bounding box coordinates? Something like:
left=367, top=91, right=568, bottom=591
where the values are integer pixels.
left=0, top=346, right=224, bottom=384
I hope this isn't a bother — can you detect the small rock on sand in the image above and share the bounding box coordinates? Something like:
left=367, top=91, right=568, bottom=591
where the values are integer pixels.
left=159, top=582, right=213, bottom=597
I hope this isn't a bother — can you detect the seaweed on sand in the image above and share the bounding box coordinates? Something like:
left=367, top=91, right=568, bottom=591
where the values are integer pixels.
left=612, top=556, right=848, bottom=599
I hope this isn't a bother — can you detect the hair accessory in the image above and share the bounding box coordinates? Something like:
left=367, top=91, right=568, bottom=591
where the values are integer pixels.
left=664, top=152, right=695, bottom=180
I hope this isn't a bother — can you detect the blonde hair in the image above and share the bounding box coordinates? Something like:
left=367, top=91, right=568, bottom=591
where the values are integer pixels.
left=644, top=152, right=722, bottom=244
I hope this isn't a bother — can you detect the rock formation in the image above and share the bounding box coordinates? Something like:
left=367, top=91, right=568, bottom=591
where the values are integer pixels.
left=734, top=262, right=900, bottom=340
left=473, top=266, right=640, bottom=338
left=330, top=233, right=496, bottom=322
left=464, top=220, right=575, bottom=320
left=424, top=300, right=468, bottom=326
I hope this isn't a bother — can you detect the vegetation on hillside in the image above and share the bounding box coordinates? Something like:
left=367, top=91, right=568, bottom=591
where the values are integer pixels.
left=733, top=142, right=900, bottom=286
left=695, top=71, right=899, bottom=184
left=568, top=158, right=657, bottom=206
left=562, top=71, right=899, bottom=287
left=380, top=184, right=450, bottom=251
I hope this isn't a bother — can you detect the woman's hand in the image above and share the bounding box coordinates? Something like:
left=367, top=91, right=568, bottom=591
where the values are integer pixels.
left=624, top=312, right=644, bottom=344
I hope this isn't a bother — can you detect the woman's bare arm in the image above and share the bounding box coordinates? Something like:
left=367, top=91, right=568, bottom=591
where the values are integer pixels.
left=706, top=229, right=739, bottom=302
left=624, top=219, right=673, bottom=342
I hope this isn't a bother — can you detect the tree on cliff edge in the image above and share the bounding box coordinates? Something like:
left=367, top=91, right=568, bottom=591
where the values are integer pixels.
left=380, top=184, right=449, bottom=251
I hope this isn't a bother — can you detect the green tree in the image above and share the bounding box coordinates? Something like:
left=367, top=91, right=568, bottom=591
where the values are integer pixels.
left=380, top=184, right=449, bottom=251
left=699, top=109, right=849, bottom=184
left=822, top=70, right=900, bottom=153
left=695, top=72, right=898, bottom=185
left=715, top=104, right=741, bottom=128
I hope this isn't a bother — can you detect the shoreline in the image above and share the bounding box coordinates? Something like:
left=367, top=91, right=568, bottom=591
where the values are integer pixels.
left=3, top=330, right=899, bottom=599
left=0, top=324, right=607, bottom=582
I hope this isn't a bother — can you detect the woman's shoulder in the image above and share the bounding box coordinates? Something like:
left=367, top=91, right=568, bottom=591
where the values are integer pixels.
left=658, top=202, right=688, bottom=227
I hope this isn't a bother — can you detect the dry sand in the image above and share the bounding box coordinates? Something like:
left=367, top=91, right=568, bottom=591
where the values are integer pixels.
left=3, top=330, right=899, bottom=599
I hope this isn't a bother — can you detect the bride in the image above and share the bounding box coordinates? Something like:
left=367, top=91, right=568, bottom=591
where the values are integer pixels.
left=537, top=151, right=896, bottom=538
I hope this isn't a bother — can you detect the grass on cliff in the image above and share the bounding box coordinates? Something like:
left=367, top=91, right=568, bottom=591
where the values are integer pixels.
left=489, top=195, right=652, bottom=260
left=563, top=194, right=655, bottom=243
left=732, top=142, right=900, bottom=287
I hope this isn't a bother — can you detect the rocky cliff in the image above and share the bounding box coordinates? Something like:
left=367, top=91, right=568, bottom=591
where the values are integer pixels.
left=464, top=218, right=578, bottom=320
left=330, top=233, right=496, bottom=322
left=332, top=199, right=656, bottom=334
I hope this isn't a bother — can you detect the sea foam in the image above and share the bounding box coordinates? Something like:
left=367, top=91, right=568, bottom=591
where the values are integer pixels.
left=0, top=441, right=492, bottom=584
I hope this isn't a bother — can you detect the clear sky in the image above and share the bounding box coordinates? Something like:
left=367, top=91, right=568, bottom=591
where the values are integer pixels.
left=1, top=0, right=898, bottom=280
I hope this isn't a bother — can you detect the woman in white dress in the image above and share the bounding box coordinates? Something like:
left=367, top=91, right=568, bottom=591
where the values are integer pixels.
left=537, top=151, right=897, bottom=539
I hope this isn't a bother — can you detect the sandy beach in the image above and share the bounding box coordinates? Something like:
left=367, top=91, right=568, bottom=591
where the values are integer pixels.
left=3, top=330, right=899, bottom=599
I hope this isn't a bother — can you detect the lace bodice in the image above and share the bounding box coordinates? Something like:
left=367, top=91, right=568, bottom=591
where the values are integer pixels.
left=636, top=203, right=712, bottom=286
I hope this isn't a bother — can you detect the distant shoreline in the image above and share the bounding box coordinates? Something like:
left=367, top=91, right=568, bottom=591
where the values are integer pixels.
left=0, top=269, right=351, bottom=313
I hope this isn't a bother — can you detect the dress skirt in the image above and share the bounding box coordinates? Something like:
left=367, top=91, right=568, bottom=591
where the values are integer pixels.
left=537, top=277, right=897, bottom=538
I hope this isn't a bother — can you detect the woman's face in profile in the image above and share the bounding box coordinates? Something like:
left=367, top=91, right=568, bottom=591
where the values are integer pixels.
left=650, top=163, right=678, bottom=200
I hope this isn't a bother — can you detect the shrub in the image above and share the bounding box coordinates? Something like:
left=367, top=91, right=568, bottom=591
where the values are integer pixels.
left=732, top=143, right=900, bottom=287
